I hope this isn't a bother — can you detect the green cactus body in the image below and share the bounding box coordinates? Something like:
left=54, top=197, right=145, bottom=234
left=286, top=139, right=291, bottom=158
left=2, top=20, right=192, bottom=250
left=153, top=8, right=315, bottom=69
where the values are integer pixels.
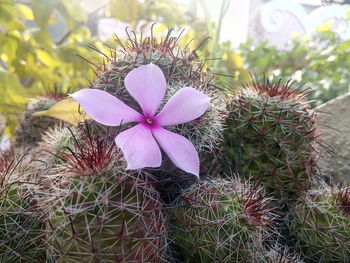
left=15, top=96, right=61, bottom=148
left=0, top=154, right=47, bottom=262
left=224, top=79, right=320, bottom=202
left=293, top=186, right=350, bottom=262
left=90, top=29, right=225, bottom=158
left=170, top=178, right=275, bottom=263
left=0, top=188, right=47, bottom=262
left=47, top=171, right=167, bottom=263
left=41, top=128, right=168, bottom=262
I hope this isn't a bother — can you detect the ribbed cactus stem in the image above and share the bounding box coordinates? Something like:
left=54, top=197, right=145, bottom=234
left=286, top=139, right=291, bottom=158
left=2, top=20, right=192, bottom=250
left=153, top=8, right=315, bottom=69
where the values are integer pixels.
left=293, top=184, right=350, bottom=262
left=169, top=177, right=277, bottom=262
left=43, top=127, right=168, bottom=262
left=223, top=77, right=323, bottom=204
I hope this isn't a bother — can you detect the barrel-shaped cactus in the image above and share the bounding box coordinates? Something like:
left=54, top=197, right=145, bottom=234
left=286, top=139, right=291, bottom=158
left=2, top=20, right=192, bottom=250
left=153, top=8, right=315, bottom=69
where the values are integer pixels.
left=90, top=28, right=225, bottom=158
left=293, top=185, right=350, bottom=262
left=14, top=96, right=61, bottom=148
left=170, top=177, right=276, bottom=263
left=47, top=172, right=168, bottom=263
left=0, top=152, right=47, bottom=262
left=44, top=129, right=168, bottom=263
left=224, top=77, right=322, bottom=203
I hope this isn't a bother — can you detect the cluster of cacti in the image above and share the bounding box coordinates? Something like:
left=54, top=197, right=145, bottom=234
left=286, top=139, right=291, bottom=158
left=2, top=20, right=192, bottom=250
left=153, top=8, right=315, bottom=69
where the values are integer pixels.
left=0, top=28, right=347, bottom=263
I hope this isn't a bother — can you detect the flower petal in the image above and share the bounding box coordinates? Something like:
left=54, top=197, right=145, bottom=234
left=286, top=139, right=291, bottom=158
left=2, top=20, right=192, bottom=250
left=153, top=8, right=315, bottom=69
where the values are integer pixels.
left=155, top=87, right=210, bottom=126
left=115, top=124, right=162, bottom=170
left=152, top=127, right=199, bottom=177
left=124, top=63, right=166, bottom=116
left=70, top=89, right=142, bottom=126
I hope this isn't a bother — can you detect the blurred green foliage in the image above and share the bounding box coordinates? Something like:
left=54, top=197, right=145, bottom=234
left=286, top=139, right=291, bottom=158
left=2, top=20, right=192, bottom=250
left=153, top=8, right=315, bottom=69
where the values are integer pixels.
left=0, top=0, right=101, bottom=135
left=238, top=15, right=350, bottom=105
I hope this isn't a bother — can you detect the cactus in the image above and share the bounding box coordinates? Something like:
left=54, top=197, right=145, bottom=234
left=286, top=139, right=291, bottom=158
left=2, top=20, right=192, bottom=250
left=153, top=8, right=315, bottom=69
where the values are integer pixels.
left=74, top=29, right=227, bottom=206
left=0, top=152, right=47, bottom=262
left=292, top=184, right=350, bottom=262
left=37, top=124, right=81, bottom=165
left=169, top=177, right=276, bottom=263
left=14, top=96, right=62, bottom=148
left=44, top=128, right=168, bottom=263
left=89, top=28, right=225, bottom=158
left=223, top=77, right=323, bottom=203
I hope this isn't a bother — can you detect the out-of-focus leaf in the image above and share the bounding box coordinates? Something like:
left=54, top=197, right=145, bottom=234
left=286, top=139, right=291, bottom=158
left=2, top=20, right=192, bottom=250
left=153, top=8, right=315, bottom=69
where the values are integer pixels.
left=31, top=0, right=58, bottom=28
left=151, top=23, right=168, bottom=36
left=32, top=29, right=54, bottom=47
left=0, top=71, right=27, bottom=135
left=147, top=1, right=185, bottom=26
left=16, top=41, right=36, bottom=62
left=0, top=71, right=27, bottom=105
left=236, top=68, right=251, bottom=83
left=1, top=36, right=19, bottom=64
left=336, top=40, right=350, bottom=52
left=315, top=21, right=332, bottom=32
left=224, top=50, right=244, bottom=69
left=32, top=98, right=91, bottom=126
left=68, top=26, right=91, bottom=43
left=62, top=0, right=87, bottom=22
left=36, top=49, right=60, bottom=67
left=109, top=0, right=139, bottom=22
left=16, top=3, right=34, bottom=21
left=0, top=1, right=18, bottom=29
left=57, top=45, right=83, bottom=63
left=26, top=63, right=59, bottom=88
left=179, top=28, right=198, bottom=50
left=57, top=0, right=87, bottom=29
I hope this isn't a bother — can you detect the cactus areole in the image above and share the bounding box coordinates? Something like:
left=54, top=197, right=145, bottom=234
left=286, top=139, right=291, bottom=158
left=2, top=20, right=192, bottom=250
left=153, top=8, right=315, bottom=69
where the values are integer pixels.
left=71, top=63, right=210, bottom=176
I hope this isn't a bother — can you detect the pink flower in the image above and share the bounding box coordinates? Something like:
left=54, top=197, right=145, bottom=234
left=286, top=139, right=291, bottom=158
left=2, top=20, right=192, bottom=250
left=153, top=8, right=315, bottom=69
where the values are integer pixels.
left=70, top=63, right=210, bottom=177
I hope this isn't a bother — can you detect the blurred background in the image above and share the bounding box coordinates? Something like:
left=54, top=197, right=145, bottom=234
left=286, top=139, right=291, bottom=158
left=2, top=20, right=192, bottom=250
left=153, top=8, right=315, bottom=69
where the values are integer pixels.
left=1, top=0, right=350, bottom=139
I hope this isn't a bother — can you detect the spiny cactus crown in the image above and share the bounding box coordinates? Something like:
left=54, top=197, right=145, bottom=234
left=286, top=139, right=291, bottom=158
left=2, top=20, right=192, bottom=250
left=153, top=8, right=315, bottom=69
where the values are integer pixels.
left=89, top=28, right=225, bottom=155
